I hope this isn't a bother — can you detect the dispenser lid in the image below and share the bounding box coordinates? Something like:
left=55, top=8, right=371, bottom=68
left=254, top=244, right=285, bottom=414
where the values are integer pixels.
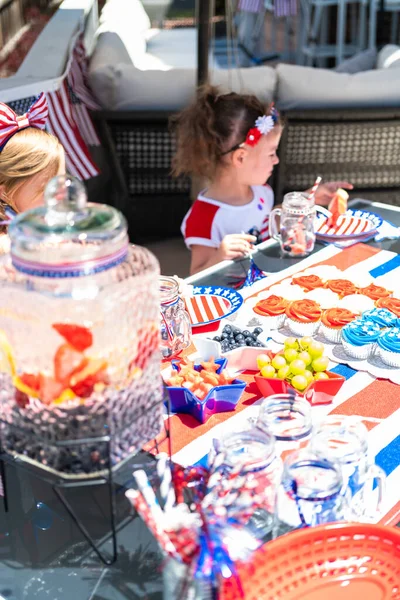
left=9, top=175, right=128, bottom=277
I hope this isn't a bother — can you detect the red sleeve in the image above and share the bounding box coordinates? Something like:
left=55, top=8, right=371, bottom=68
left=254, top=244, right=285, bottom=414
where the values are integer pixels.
left=182, top=200, right=220, bottom=247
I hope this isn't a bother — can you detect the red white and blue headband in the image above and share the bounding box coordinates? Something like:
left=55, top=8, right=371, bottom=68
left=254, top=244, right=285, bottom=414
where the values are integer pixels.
left=0, top=92, right=48, bottom=151
left=222, top=104, right=279, bottom=155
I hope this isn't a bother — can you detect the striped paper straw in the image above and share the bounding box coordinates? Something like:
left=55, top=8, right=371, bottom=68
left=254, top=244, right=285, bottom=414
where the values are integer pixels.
left=126, top=488, right=179, bottom=558
left=307, top=176, right=322, bottom=203
left=156, top=452, right=176, bottom=512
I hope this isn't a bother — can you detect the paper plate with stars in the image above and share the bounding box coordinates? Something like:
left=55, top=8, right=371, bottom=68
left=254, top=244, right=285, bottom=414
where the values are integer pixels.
left=185, top=286, right=243, bottom=327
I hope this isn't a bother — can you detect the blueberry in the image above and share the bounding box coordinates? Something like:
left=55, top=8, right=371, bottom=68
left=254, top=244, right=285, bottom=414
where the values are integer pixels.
left=230, top=343, right=238, bottom=350
left=245, top=337, right=254, bottom=345
left=221, top=332, right=229, bottom=339
left=232, top=327, right=241, bottom=335
left=223, top=325, right=232, bottom=334
left=242, top=330, right=250, bottom=337
left=256, top=341, right=264, bottom=346
left=213, top=336, right=221, bottom=342
left=253, top=327, right=263, bottom=336
left=235, top=334, right=245, bottom=342
left=238, top=339, right=246, bottom=346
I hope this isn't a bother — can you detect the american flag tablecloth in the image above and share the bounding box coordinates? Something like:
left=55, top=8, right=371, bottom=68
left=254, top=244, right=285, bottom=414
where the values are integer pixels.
left=155, top=243, right=400, bottom=527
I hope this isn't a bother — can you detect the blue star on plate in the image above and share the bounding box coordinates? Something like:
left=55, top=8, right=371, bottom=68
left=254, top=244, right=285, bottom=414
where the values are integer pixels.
left=165, top=358, right=246, bottom=424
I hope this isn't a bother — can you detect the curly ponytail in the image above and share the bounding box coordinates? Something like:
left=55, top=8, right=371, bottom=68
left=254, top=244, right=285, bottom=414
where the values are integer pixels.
left=171, top=85, right=271, bottom=180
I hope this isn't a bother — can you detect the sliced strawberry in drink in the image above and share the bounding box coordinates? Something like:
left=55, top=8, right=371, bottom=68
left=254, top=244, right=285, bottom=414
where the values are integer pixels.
left=38, top=373, right=65, bottom=405
left=54, top=344, right=87, bottom=384
left=69, top=358, right=108, bottom=398
left=15, top=389, right=29, bottom=408
left=52, top=323, right=93, bottom=352
left=20, top=372, right=40, bottom=391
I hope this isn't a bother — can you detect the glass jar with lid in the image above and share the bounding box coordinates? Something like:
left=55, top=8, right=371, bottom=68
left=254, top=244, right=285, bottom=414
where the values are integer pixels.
left=0, top=175, right=163, bottom=476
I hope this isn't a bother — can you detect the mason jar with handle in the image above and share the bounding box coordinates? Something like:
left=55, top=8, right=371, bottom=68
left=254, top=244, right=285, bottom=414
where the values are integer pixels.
left=269, top=192, right=316, bottom=257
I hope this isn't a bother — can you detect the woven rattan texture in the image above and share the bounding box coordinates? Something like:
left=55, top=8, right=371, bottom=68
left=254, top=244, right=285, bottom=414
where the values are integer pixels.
left=278, top=117, right=400, bottom=201
left=110, top=122, right=190, bottom=196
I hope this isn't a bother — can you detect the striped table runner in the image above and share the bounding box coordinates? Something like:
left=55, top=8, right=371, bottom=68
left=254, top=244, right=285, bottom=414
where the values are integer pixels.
left=155, top=243, right=400, bottom=527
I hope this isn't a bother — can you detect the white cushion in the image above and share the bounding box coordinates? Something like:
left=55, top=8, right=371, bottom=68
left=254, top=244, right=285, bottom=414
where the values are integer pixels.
left=143, top=28, right=199, bottom=70
left=376, top=44, right=400, bottom=69
left=210, top=66, right=276, bottom=104
left=88, top=65, right=197, bottom=110
left=99, top=0, right=150, bottom=34
left=335, top=48, right=377, bottom=73
left=276, top=63, right=400, bottom=109
left=88, top=63, right=277, bottom=111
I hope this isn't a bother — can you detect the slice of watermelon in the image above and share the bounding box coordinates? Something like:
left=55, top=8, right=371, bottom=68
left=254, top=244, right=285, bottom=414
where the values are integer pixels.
left=327, top=188, right=349, bottom=228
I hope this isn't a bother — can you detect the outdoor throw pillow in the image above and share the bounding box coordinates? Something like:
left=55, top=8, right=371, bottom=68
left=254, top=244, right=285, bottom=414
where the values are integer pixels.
left=335, top=48, right=377, bottom=74
left=376, top=44, right=400, bottom=69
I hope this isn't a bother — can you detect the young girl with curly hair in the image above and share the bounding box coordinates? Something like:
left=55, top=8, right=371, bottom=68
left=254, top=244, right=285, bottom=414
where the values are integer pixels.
left=172, top=86, right=352, bottom=275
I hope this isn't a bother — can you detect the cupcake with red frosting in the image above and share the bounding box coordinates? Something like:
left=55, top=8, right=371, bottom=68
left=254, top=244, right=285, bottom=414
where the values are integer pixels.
left=360, top=284, right=391, bottom=301
left=291, top=274, right=325, bottom=291
left=375, top=297, right=400, bottom=318
left=285, top=299, right=322, bottom=336
left=325, top=279, right=358, bottom=298
left=321, top=307, right=358, bottom=344
left=253, top=295, right=288, bottom=329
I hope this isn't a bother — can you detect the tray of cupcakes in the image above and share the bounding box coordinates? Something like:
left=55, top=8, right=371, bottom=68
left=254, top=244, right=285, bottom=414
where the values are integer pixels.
left=237, top=265, right=400, bottom=384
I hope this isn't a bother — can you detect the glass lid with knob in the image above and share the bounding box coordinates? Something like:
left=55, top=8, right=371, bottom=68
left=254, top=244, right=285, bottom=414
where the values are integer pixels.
left=8, top=174, right=129, bottom=277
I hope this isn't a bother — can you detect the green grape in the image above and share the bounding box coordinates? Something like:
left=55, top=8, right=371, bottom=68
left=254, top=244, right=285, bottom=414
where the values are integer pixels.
left=289, top=359, right=307, bottom=375
left=284, top=337, right=299, bottom=350
left=284, top=348, right=299, bottom=363
left=261, top=365, right=276, bottom=378
left=272, top=355, right=287, bottom=370
left=298, top=350, right=312, bottom=366
left=257, top=354, right=271, bottom=370
left=312, top=356, right=329, bottom=372
left=304, top=369, right=314, bottom=385
left=308, top=341, right=325, bottom=359
left=277, top=365, right=290, bottom=380
left=299, top=336, right=313, bottom=350
left=291, top=375, right=308, bottom=391
left=314, top=371, right=329, bottom=380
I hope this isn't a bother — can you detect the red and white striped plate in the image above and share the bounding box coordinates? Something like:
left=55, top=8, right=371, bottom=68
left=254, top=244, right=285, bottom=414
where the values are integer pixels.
left=185, top=286, right=243, bottom=327
left=315, top=212, right=378, bottom=239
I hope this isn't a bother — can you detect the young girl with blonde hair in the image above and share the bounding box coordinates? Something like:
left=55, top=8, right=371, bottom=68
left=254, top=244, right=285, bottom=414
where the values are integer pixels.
left=0, top=93, right=65, bottom=236
left=172, top=86, right=352, bottom=275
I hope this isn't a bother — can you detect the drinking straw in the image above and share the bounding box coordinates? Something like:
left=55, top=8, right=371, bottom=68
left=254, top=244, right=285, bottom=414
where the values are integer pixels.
left=156, top=452, right=176, bottom=512
left=307, top=176, right=322, bottom=203
left=126, top=488, right=179, bottom=557
left=133, top=469, right=167, bottom=526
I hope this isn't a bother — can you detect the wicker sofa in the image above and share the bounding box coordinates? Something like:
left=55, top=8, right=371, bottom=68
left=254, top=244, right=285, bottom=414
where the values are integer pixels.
left=88, top=0, right=400, bottom=238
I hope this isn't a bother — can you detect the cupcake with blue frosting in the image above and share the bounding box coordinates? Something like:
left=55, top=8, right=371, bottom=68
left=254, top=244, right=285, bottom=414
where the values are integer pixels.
left=342, top=319, right=381, bottom=359
left=361, top=308, right=398, bottom=329
left=377, top=327, right=400, bottom=367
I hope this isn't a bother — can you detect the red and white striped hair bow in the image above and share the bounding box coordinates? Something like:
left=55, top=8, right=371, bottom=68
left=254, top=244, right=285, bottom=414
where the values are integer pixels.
left=0, top=92, right=48, bottom=151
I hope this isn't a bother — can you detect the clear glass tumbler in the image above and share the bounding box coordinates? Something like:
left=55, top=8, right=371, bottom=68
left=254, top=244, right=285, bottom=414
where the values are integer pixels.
left=269, top=192, right=316, bottom=257
left=207, top=428, right=283, bottom=541
left=273, top=449, right=351, bottom=538
left=310, top=416, right=386, bottom=521
left=257, top=394, right=313, bottom=442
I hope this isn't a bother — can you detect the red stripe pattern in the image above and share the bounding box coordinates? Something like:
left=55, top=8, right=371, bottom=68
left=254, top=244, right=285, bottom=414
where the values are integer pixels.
left=0, top=93, right=48, bottom=150
left=47, top=80, right=99, bottom=180
left=316, top=215, right=374, bottom=237
left=185, top=295, right=230, bottom=325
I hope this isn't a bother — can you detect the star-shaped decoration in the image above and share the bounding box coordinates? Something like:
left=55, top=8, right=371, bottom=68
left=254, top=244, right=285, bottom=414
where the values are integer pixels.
left=165, top=358, right=246, bottom=423
left=204, top=287, right=213, bottom=294
left=214, top=287, right=223, bottom=295
left=222, top=290, right=230, bottom=297
left=193, top=286, right=203, bottom=294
